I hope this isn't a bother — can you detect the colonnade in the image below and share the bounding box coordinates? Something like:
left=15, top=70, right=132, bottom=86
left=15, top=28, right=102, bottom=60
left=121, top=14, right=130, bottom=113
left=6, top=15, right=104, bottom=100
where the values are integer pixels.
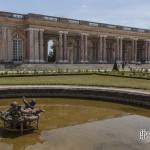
left=54, top=31, right=150, bottom=64
left=1, top=27, right=150, bottom=64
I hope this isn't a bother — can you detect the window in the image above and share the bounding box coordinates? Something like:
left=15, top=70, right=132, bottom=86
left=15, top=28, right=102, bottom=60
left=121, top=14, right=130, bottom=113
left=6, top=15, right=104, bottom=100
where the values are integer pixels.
left=89, top=22, right=99, bottom=27
left=43, top=16, right=57, bottom=22
left=68, top=19, right=79, bottom=24
left=138, top=29, right=145, bottom=33
left=13, top=34, right=23, bottom=61
left=106, top=25, right=116, bottom=29
left=12, top=14, right=23, bottom=19
left=123, top=27, right=131, bottom=31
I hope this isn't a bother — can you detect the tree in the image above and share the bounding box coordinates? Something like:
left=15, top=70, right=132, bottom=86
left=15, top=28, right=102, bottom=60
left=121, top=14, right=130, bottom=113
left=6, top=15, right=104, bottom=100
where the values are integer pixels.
left=48, top=45, right=56, bottom=63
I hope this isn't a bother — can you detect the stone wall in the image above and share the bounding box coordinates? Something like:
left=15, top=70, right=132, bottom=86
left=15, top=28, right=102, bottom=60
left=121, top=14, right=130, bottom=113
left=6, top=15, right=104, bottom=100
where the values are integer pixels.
left=0, top=86, right=149, bottom=108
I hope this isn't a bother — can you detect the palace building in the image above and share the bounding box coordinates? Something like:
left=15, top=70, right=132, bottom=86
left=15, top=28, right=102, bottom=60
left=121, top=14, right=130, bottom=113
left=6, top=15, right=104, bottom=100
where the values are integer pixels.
left=0, top=11, right=150, bottom=65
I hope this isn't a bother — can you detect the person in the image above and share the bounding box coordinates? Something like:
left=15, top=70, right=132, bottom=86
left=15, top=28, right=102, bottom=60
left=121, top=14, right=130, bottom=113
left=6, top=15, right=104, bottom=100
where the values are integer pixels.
left=7, top=101, right=21, bottom=119
left=22, top=97, right=45, bottom=115
left=23, top=96, right=36, bottom=109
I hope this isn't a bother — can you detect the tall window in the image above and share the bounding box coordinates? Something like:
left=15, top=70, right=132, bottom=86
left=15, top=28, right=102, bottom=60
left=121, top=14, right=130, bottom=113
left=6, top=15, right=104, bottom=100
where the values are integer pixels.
left=13, top=34, right=23, bottom=61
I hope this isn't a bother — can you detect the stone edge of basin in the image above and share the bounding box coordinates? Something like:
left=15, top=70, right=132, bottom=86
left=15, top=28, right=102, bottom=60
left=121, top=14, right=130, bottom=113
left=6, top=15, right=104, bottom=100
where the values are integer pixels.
left=0, top=85, right=150, bottom=108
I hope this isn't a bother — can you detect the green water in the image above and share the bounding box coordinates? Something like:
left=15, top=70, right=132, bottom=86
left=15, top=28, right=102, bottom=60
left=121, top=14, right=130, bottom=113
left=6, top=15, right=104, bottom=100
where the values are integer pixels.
left=0, top=98, right=150, bottom=150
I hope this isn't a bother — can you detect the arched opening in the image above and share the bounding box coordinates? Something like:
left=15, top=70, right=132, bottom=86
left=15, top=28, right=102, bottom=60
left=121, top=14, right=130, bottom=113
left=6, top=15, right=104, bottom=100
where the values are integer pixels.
left=47, top=40, right=56, bottom=63
left=13, top=33, right=23, bottom=63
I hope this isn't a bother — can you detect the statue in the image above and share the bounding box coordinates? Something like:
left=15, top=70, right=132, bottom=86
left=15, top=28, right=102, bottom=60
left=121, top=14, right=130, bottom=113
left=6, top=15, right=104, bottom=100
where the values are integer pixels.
left=0, top=97, right=45, bottom=135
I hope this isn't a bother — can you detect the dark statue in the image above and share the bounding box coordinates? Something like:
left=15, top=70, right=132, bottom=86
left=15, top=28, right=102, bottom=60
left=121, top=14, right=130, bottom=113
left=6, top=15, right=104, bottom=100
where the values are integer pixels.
left=0, top=97, right=45, bottom=135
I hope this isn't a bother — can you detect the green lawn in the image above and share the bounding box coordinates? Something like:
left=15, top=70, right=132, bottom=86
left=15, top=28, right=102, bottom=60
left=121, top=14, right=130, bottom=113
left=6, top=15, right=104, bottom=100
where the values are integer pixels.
left=0, top=74, right=149, bottom=90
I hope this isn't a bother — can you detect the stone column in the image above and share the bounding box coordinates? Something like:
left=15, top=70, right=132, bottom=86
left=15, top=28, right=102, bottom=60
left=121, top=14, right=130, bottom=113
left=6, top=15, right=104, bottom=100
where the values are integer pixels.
left=145, top=40, right=150, bottom=63
left=27, top=28, right=35, bottom=63
left=0, top=27, right=14, bottom=63
left=39, top=29, right=45, bottom=63
left=148, top=40, right=150, bottom=63
left=120, top=37, right=123, bottom=63
left=80, top=33, right=88, bottom=63
left=116, top=38, right=120, bottom=62
left=134, top=39, right=137, bottom=63
left=97, top=35, right=103, bottom=63
left=84, top=34, right=88, bottom=62
left=26, top=28, right=44, bottom=63
left=58, top=31, right=69, bottom=63
left=131, top=38, right=138, bottom=63
left=63, top=31, right=69, bottom=63
left=58, top=31, right=63, bottom=63
left=1, top=27, right=7, bottom=62
left=0, top=29, right=2, bottom=62
left=34, top=30, right=40, bottom=63
left=103, top=36, right=107, bottom=63
left=116, top=37, right=123, bottom=63
left=80, top=33, right=84, bottom=63
left=7, top=29, right=13, bottom=62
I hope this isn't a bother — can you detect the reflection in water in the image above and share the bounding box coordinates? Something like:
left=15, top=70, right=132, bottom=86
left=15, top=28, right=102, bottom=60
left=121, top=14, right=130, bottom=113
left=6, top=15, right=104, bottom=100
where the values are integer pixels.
left=0, top=98, right=150, bottom=150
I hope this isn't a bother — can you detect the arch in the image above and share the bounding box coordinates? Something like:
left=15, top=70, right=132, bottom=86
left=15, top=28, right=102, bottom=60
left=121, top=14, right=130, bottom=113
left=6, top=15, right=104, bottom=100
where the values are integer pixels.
left=12, top=33, right=23, bottom=62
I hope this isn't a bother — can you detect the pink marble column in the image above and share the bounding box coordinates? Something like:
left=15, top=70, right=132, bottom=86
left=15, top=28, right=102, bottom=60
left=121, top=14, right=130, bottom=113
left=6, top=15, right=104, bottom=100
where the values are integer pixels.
left=79, top=33, right=89, bottom=63
left=97, top=35, right=103, bottom=63
left=80, top=33, right=85, bottom=63
left=58, top=31, right=64, bottom=63
left=27, top=28, right=43, bottom=63
left=1, top=27, right=7, bottom=62
left=0, top=28, right=14, bottom=63
left=119, top=38, right=123, bottom=63
left=103, top=36, right=107, bottom=63
left=7, top=29, right=13, bottom=62
left=84, top=34, right=88, bottom=63
left=134, top=39, right=137, bottom=63
left=27, top=28, right=35, bottom=63
left=34, top=30, right=40, bottom=63
left=131, top=38, right=138, bottom=63
left=63, top=31, right=69, bottom=63
left=145, top=40, right=148, bottom=62
left=131, top=39, right=134, bottom=63
left=39, top=29, right=45, bottom=63
left=116, top=37, right=120, bottom=62
left=116, top=37, right=123, bottom=63
left=146, top=40, right=150, bottom=63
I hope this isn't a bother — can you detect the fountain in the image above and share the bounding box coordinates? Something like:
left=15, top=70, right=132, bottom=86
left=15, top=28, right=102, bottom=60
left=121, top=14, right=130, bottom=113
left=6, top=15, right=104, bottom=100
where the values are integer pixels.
left=0, top=98, right=44, bottom=135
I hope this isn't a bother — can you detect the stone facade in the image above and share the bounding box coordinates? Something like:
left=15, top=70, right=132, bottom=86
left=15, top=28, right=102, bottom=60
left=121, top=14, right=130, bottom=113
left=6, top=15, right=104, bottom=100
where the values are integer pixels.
left=0, top=11, right=150, bottom=64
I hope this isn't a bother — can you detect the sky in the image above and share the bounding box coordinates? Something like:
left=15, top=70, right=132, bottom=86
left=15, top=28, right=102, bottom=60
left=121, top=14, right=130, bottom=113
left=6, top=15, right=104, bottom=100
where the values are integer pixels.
left=0, top=0, right=150, bottom=29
